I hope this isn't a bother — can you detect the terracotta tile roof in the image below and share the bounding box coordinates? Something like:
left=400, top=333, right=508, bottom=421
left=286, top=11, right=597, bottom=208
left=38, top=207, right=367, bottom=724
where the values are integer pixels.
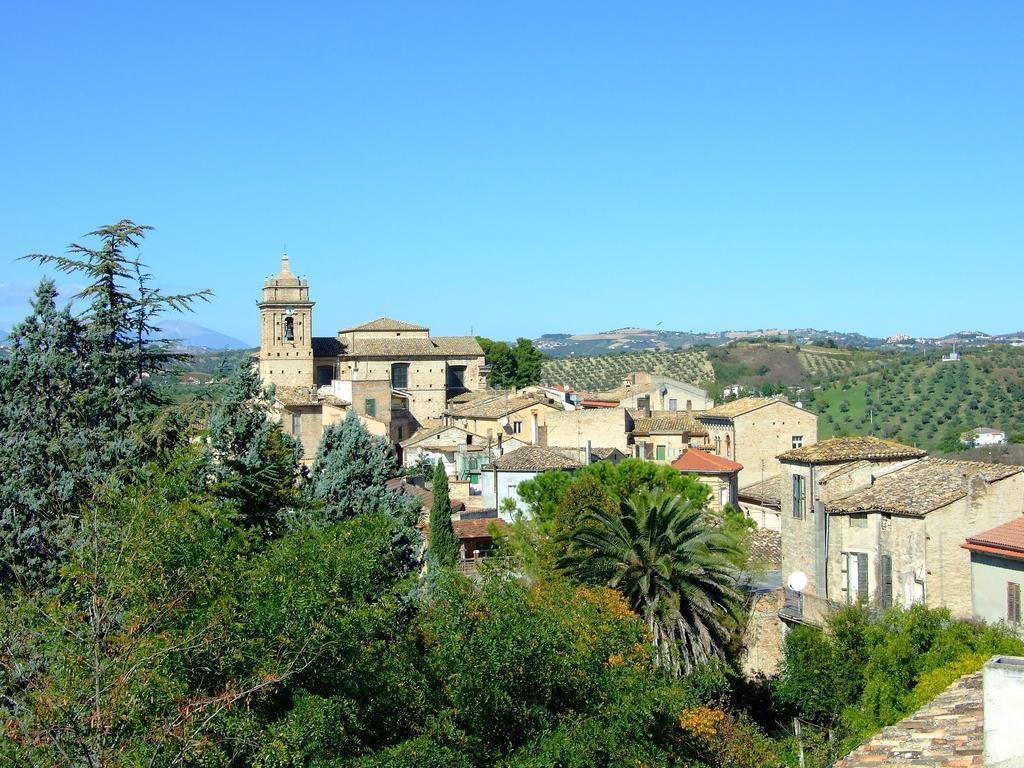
left=339, top=317, right=428, bottom=333
left=488, top=445, right=583, bottom=472
left=453, top=517, right=508, bottom=540
left=963, top=516, right=1024, bottom=560
left=827, top=458, right=1023, bottom=517
left=348, top=335, right=483, bottom=358
left=833, top=671, right=982, bottom=768
left=780, top=436, right=925, bottom=464
left=400, top=424, right=481, bottom=448
left=447, top=394, right=555, bottom=419
left=738, top=476, right=781, bottom=507
left=275, top=385, right=349, bottom=408
left=312, top=336, right=342, bottom=357
left=385, top=478, right=466, bottom=514
left=631, top=410, right=708, bottom=437
left=580, top=399, right=618, bottom=408
left=671, top=449, right=743, bottom=474
left=749, top=529, right=781, bottom=568
left=449, top=390, right=500, bottom=404
left=698, top=396, right=779, bottom=419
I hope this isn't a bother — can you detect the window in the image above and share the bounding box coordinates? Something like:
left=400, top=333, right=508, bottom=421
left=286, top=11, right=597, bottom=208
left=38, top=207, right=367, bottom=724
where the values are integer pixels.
left=880, top=554, right=893, bottom=609
left=714, top=436, right=722, bottom=454
left=720, top=487, right=730, bottom=508
left=850, top=513, right=867, bottom=528
left=396, top=426, right=403, bottom=440
left=669, top=398, right=678, bottom=411
left=447, top=365, right=467, bottom=388
left=512, top=420, right=522, bottom=434
left=291, top=412, right=301, bottom=436
left=315, top=365, right=334, bottom=386
left=1009, top=582, right=1022, bottom=624
left=792, top=474, right=806, bottom=519
left=725, top=434, right=731, bottom=458
left=792, top=435, right=804, bottom=449
left=364, top=398, right=376, bottom=418
left=637, top=395, right=650, bottom=411
left=844, top=552, right=869, bottom=604
left=656, top=444, right=666, bottom=461
left=686, top=399, right=692, bottom=410
left=391, top=363, right=410, bottom=390
left=284, top=316, right=295, bottom=341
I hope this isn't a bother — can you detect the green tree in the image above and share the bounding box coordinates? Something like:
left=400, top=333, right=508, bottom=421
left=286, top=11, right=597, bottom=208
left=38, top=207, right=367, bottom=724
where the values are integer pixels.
left=559, top=489, right=741, bottom=675
left=427, top=461, right=458, bottom=567
left=207, top=359, right=302, bottom=533
left=0, top=281, right=88, bottom=584
left=511, top=336, right=544, bottom=387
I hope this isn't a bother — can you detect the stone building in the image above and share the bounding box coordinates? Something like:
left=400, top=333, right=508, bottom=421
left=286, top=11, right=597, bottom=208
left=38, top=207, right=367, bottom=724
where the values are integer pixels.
left=779, top=436, right=1024, bottom=621
left=444, top=393, right=562, bottom=446
left=480, top=445, right=583, bottom=517
left=670, top=449, right=742, bottom=512
left=779, top=436, right=926, bottom=603
left=962, top=517, right=1024, bottom=630
left=696, top=396, right=818, bottom=487
left=578, top=373, right=713, bottom=412
left=258, top=254, right=486, bottom=456
left=630, top=410, right=709, bottom=463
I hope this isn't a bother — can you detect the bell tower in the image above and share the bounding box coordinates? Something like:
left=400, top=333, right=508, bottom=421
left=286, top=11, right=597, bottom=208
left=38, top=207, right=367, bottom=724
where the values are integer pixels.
left=257, top=252, right=314, bottom=388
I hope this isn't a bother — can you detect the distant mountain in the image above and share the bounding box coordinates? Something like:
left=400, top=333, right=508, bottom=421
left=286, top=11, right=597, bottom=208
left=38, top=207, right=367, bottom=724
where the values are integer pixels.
left=153, top=320, right=252, bottom=351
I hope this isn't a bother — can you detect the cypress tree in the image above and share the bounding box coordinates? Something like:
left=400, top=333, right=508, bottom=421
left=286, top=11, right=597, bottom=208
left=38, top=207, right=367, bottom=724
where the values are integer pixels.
left=427, top=460, right=458, bottom=567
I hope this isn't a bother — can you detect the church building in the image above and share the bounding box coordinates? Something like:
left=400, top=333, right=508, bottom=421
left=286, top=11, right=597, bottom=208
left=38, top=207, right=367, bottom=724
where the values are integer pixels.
left=258, top=254, right=486, bottom=457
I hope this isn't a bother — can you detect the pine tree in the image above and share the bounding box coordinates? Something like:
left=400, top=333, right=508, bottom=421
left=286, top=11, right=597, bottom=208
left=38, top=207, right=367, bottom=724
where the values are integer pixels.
left=208, top=360, right=302, bottom=533
left=427, top=460, right=458, bottom=567
left=0, top=281, right=89, bottom=583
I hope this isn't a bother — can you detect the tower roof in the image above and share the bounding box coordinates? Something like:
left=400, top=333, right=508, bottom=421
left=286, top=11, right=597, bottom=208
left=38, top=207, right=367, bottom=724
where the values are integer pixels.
left=263, top=252, right=306, bottom=290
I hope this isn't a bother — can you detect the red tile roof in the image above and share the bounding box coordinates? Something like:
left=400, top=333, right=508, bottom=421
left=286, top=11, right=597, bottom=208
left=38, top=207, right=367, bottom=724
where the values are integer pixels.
left=453, top=518, right=508, bottom=540
left=962, top=516, right=1024, bottom=561
left=671, top=449, right=743, bottom=474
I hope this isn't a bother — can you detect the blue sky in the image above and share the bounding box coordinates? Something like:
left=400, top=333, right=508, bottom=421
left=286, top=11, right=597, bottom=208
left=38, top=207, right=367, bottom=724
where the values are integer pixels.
left=2, top=2, right=1022, bottom=345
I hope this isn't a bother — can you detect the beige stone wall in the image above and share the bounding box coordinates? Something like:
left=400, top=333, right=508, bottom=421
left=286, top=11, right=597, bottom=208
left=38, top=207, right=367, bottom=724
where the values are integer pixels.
left=817, top=472, right=1024, bottom=617
left=453, top=402, right=561, bottom=445
left=635, top=433, right=702, bottom=463
left=740, top=501, right=781, bottom=531
left=732, top=402, right=818, bottom=487
left=690, top=473, right=737, bottom=512
left=281, top=405, right=323, bottom=461
left=544, top=408, right=629, bottom=452
left=620, top=383, right=713, bottom=412
left=780, top=464, right=820, bottom=594
left=741, top=590, right=785, bottom=678
left=336, top=354, right=486, bottom=422
left=924, top=473, right=1024, bottom=617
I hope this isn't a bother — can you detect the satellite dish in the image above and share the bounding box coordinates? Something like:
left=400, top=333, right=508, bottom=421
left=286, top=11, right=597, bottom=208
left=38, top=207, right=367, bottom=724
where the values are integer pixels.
left=659, top=384, right=669, bottom=395
left=787, top=571, right=808, bottom=593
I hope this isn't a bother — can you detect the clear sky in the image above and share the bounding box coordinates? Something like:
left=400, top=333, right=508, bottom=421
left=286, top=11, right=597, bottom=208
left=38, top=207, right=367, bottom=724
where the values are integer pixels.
left=2, top=2, right=1022, bottom=345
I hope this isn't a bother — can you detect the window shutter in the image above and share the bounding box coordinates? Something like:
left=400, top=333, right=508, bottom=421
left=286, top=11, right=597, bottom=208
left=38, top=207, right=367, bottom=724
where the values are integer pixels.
left=1009, top=582, right=1021, bottom=624
left=881, top=555, right=893, bottom=609
left=857, top=554, right=869, bottom=603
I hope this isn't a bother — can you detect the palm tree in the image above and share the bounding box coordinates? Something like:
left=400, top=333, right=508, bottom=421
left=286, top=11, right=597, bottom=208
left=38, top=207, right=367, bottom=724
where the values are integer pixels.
left=558, top=488, right=742, bottom=676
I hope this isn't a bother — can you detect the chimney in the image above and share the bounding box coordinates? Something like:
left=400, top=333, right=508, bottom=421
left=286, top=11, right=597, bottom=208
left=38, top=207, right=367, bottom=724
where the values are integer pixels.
left=984, top=655, right=1024, bottom=766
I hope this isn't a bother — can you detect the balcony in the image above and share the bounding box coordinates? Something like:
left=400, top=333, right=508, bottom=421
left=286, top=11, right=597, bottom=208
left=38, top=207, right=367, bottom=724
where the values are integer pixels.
left=779, top=588, right=835, bottom=627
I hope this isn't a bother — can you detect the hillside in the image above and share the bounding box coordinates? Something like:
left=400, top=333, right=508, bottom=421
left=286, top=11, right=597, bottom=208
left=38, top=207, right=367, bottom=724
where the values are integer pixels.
left=805, top=346, right=1024, bottom=450
left=541, top=348, right=715, bottom=390
left=539, top=341, right=879, bottom=393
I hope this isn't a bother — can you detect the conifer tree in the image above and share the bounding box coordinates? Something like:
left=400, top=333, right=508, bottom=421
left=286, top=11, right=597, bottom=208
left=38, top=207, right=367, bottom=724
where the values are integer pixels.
left=0, top=280, right=88, bottom=583
left=427, top=460, right=458, bottom=567
left=208, top=360, right=302, bottom=533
